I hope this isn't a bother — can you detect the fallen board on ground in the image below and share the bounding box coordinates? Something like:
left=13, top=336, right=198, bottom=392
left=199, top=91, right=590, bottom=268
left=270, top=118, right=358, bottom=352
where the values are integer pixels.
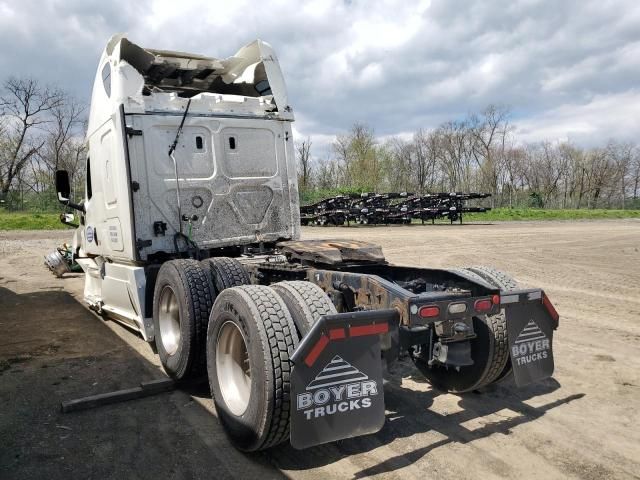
left=61, top=378, right=176, bottom=413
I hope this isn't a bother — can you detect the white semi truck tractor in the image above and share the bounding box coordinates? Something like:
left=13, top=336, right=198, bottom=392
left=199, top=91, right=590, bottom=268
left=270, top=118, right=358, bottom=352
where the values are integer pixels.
left=49, top=35, right=559, bottom=451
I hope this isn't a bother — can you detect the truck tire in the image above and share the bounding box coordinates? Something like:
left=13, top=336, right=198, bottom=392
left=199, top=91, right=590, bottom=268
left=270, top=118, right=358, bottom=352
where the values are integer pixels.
left=466, top=266, right=519, bottom=292
left=207, top=285, right=298, bottom=451
left=466, top=266, right=520, bottom=383
left=201, top=257, right=250, bottom=295
left=412, top=266, right=517, bottom=392
left=153, top=259, right=215, bottom=380
left=271, top=281, right=337, bottom=337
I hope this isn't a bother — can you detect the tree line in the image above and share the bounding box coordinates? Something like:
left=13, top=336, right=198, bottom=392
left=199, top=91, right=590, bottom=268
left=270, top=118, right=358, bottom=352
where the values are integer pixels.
left=1, top=76, right=638, bottom=212
left=297, top=105, right=640, bottom=209
left=0, top=77, right=86, bottom=211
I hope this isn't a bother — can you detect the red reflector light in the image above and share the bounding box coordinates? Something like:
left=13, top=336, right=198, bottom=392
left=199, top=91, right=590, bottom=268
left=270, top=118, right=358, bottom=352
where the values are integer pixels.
left=492, top=294, right=500, bottom=305
left=418, top=305, right=440, bottom=318
left=542, top=292, right=559, bottom=325
left=474, top=299, right=492, bottom=312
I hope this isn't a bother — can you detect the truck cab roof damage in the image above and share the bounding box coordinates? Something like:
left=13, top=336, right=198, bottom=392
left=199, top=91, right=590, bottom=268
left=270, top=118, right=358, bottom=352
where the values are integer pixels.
left=89, top=34, right=292, bottom=136
left=119, top=38, right=278, bottom=100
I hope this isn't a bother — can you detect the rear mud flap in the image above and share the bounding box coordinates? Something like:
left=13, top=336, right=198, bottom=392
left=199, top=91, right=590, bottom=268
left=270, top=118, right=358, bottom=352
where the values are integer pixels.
left=502, top=289, right=559, bottom=387
left=289, top=309, right=398, bottom=450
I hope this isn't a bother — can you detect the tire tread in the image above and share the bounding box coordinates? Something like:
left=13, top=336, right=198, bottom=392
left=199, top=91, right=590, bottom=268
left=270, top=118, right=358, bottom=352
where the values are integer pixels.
left=154, top=259, right=214, bottom=379
left=238, top=285, right=297, bottom=449
left=465, top=265, right=519, bottom=386
left=202, top=257, right=250, bottom=294
left=272, top=281, right=337, bottom=336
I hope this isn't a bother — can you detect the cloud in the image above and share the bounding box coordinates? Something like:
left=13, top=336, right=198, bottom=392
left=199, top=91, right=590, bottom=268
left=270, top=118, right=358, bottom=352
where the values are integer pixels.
left=1, top=0, right=638, bottom=151
left=514, top=90, right=640, bottom=146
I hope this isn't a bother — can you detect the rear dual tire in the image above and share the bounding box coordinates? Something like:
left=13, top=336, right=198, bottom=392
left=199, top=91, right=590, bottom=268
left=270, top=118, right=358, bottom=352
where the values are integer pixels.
left=207, top=281, right=337, bottom=451
left=152, top=259, right=215, bottom=380
left=272, top=281, right=337, bottom=336
left=153, top=257, right=249, bottom=381
left=151, top=262, right=345, bottom=450
left=412, top=266, right=518, bottom=393
left=207, top=285, right=299, bottom=451
left=201, top=257, right=250, bottom=295
left=465, top=266, right=519, bottom=383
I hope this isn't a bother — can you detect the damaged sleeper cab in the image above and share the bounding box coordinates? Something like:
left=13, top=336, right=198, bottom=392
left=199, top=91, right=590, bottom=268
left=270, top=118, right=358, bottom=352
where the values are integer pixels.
left=50, top=36, right=560, bottom=452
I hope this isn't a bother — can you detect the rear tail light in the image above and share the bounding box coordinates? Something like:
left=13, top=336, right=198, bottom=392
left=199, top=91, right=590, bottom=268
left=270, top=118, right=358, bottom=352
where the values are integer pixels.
left=474, top=299, right=492, bottom=312
left=491, top=294, right=500, bottom=305
left=418, top=305, right=440, bottom=318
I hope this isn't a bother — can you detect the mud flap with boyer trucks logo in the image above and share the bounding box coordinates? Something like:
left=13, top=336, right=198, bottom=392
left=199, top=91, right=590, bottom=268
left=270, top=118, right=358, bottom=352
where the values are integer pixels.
left=288, top=291, right=559, bottom=449
left=289, top=309, right=398, bottom=450
left=502, top=289, right=559, bottom=387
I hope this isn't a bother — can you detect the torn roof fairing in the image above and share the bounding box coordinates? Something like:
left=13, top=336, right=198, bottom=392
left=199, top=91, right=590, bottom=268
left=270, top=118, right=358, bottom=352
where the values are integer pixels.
left=118, top=37, right=287, bottom=100
left=87, top=35, right=293, bottom=137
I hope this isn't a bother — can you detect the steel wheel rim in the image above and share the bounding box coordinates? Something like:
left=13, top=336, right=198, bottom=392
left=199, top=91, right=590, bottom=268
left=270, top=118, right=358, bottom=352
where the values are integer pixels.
left=158, top=286, right=181, bottom=356
left=216, top=321, right=251, bottom=416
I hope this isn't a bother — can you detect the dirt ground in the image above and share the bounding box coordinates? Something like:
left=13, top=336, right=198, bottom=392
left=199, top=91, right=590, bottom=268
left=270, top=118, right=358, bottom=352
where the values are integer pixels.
left=1, top=220, right=639, bottom=479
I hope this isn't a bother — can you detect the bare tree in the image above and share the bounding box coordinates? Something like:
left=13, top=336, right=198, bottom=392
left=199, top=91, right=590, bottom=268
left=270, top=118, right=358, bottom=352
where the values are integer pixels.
left=40, top=97, right=86, bottom=174
left=502, top=146, right=527, bottom=208
left=332, top=133, right=351, bottom=186
left=436, top=120, right=470, bottom=192
left=605, top=141, right=634, bottom=209
left=412, top=129, right=439, bottom=193
left=469, top=104, right=511, bottom=205
left=631, top=147, right=640, bottom=202
left=296, top=137, right=312, bottom=191
left=386, top=136, right=413, bottom=192
left=0, top=77, right=63, bottom=199
left=315, top=157, right=339, bottom=190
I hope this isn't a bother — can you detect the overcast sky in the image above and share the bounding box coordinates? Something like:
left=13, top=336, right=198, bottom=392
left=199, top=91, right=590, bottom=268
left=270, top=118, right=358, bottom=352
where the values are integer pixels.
left=1, top=0, right=639, bottom=153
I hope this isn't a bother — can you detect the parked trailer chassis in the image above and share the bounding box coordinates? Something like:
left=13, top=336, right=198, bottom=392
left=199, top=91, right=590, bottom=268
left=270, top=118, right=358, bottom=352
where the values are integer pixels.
left=300, top=192, right=492, bottom=226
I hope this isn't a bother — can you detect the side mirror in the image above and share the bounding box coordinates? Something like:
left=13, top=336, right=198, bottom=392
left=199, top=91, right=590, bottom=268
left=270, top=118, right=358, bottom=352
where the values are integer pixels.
left=55, top=169, right=85, bottom=212
left=56, top=170, right=71, bottom=201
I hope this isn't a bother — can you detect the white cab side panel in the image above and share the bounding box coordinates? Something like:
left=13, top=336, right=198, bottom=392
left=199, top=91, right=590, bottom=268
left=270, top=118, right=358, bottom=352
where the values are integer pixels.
left=126, top=114, right=300, bottom=258
left=83, top=110, right=136, bottom=261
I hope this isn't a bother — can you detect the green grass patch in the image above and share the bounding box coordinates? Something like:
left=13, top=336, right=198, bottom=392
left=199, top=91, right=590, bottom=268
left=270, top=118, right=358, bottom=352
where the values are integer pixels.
left=0, top=211, right=72, bottom=230
left=464, top=208, right=640, bottom=221
left=1, top=208, right=639, bottom=231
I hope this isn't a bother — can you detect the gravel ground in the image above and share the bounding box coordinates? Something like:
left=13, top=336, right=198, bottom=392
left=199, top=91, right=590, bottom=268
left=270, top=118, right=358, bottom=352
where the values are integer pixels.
left=1, top=220, right=639, bottom=479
